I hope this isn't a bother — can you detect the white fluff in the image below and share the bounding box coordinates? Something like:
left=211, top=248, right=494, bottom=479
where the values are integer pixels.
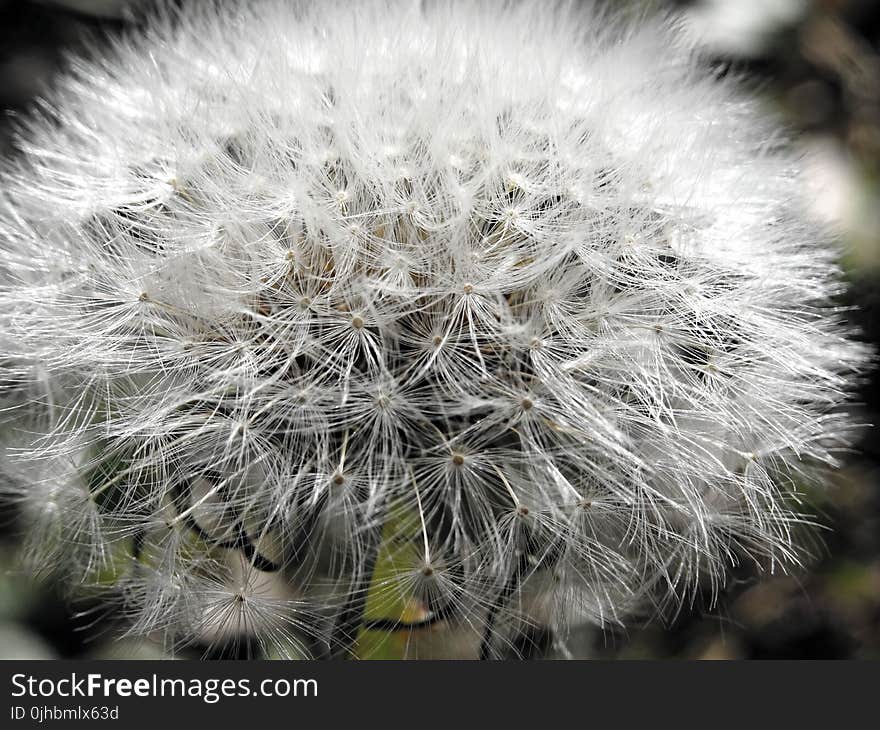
left=0, top=0, right=867, bottom=658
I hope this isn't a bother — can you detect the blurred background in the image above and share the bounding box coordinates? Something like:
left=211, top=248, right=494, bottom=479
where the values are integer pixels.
left=0, top=0, right=877, bottom=659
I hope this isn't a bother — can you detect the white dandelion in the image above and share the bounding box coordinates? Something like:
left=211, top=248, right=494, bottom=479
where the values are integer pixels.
left=0, top=0, right=868, bottom=659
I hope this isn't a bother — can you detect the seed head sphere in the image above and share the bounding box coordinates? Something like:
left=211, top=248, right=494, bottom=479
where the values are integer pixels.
left=0, top=1, right=867, bottom=658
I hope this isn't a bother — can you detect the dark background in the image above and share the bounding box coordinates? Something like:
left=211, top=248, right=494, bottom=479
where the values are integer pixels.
left=0, top=0, right=877, bottom=659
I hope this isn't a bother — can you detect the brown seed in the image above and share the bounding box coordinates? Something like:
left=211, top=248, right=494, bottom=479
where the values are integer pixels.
left=332, top=473, right=345, bottom=486
left=351, top=315, right=364, bottom=329
left=451, top=453, right=465, bottom=466
left=521, top=397, right=534, bottom=411
left=422, top=566, right=434, bottom=577
left=462, top=283, right=474, bottom=295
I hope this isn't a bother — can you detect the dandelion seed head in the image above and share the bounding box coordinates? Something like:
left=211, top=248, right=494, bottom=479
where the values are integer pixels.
left=0, top=0, right=868, bottom=658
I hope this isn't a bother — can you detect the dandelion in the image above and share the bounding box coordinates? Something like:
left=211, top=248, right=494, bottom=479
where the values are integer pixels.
left=0, top=0, right=868, bottom=659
